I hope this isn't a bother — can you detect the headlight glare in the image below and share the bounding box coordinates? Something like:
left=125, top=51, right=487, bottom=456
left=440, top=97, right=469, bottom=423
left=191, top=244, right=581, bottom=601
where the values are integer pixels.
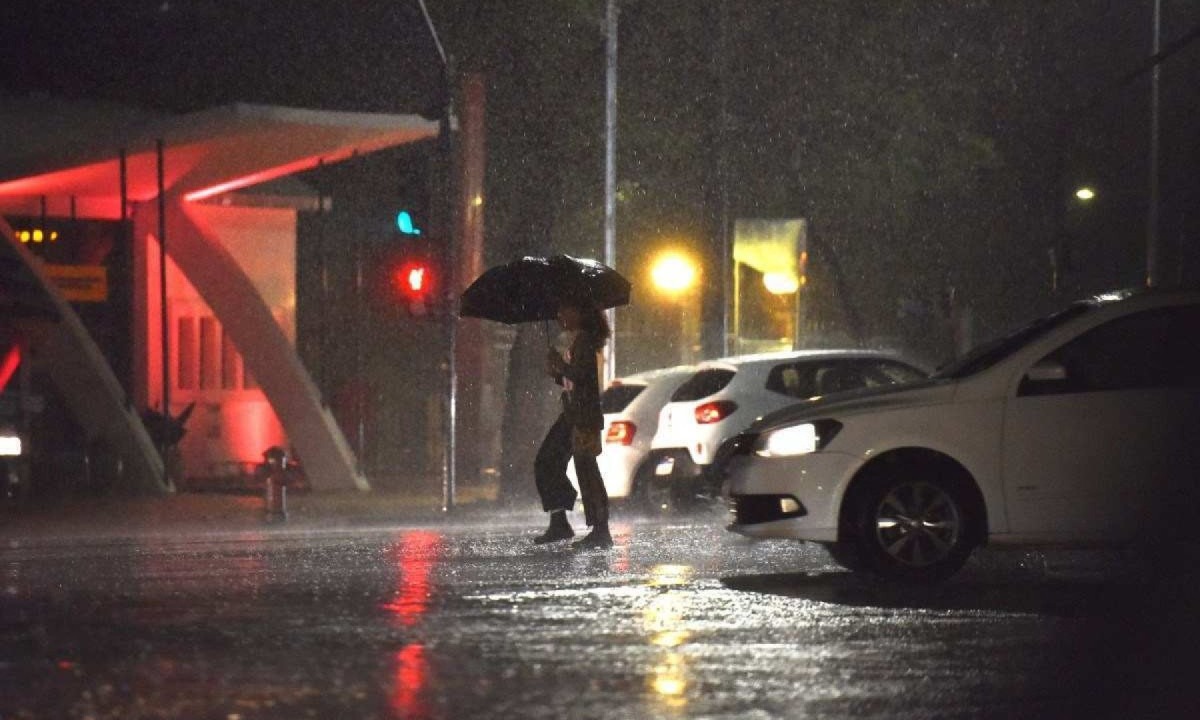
left=755, top=420, right=841, bottom=458
left=0, top=434, right=23, bottom=457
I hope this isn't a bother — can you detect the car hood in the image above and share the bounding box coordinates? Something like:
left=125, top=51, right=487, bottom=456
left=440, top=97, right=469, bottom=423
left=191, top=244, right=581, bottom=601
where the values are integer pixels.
left=748, top=379, right=956, bottom=434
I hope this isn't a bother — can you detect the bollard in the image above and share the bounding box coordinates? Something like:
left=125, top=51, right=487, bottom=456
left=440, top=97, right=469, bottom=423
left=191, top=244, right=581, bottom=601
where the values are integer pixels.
left=262, top=446, right=289, bottom=523
left=264, top=473, right=287, bottom=522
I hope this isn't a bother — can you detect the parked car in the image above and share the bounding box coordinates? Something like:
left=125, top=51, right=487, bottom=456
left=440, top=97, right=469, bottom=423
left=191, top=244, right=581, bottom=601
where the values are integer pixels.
left=568, top=365, right=696, bottom=502
left=722, top=288, right=1200, bottom=582
left=648, top=350, right=928, bottom=508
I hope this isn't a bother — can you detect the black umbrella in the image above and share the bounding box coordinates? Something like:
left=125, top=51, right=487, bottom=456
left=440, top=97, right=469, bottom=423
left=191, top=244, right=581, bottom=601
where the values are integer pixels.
left=459, top=254, right=631, bottom=324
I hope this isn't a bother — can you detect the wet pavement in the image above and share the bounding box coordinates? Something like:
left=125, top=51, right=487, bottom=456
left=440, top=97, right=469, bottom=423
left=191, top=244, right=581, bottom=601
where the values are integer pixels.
left=2, top=497, right=1199, bottom=719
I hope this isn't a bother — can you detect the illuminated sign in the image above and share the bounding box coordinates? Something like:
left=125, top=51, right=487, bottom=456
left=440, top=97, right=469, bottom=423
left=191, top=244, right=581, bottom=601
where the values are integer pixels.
left=14, top=228, right=59, bottom=243
left=44, top=264, right=108, bottom=303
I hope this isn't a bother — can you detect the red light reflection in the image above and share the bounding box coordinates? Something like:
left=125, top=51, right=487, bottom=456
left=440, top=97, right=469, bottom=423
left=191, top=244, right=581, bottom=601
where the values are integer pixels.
left=382, top=531, right=442, bottom=719
left=380, top=530, right=442, bottom=626
left=390, top=644, right=428, bottom=717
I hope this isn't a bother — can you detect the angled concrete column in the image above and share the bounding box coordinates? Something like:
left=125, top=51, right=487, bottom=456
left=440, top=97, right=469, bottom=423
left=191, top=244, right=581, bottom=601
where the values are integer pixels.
left=157, top=199, right=367, bottom=491
left=1, top=217, right=167, bottom=494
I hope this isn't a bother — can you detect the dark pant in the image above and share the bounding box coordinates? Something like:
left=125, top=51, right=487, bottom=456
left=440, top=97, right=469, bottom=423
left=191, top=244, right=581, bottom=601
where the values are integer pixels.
left=534, top=414, right=609, bottom=526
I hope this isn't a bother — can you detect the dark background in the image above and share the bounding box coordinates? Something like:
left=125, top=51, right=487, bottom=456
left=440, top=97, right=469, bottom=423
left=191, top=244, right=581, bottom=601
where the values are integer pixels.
left=4, top=0, right=1198, bottom=486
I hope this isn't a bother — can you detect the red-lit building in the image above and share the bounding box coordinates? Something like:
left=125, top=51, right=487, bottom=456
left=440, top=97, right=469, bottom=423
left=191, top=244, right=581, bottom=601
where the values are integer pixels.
left=0, top=97, right=438, bottom=493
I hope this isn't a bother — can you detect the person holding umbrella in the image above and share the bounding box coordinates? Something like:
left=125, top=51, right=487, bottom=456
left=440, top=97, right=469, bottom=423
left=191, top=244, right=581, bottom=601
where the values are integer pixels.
left=535, top=298, right=612, bottom=548
left=459, top=254, right=630, bottom=550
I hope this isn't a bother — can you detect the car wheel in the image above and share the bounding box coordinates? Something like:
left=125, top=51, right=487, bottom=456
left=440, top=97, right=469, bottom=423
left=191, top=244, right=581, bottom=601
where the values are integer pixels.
left=852, top=471, right=976, bottom=582
left=630, top=461, right=661, bottom=514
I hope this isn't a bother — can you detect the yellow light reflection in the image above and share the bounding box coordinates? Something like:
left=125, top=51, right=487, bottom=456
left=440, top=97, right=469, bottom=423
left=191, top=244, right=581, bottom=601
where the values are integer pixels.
left=649, top=564, right=693, bottom=587
left=763, top=271, right=800, bottom=295
left=650, top=253, right=697, bottom=295
left=651, top=652, right=688, bottom=701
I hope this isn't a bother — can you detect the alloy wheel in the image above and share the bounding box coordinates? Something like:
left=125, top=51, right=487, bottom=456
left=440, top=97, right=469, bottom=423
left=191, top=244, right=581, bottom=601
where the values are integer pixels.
left=873, top=480, right=962, bottom=568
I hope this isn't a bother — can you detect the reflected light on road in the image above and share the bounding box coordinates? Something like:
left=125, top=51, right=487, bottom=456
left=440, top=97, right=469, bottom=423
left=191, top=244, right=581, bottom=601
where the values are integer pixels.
left=644, top=565, right=695, bottom=710
left=381, top=530, right=443, bottom=627
left=384, top=532, right=442, bottom=719
left=390, top=644, right=428, bottom=718
left=649, top=564, right=693, bottom=587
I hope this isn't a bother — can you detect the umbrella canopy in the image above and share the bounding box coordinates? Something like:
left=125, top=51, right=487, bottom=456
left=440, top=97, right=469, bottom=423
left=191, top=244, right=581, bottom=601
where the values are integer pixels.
left=459, top=255, right=631, bottom=324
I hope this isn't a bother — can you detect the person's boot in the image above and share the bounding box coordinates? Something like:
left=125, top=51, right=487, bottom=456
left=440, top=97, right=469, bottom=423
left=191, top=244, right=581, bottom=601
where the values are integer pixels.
left=572, top=520, right=613, bottom=550
left=533, top=510, right=574, bottom=544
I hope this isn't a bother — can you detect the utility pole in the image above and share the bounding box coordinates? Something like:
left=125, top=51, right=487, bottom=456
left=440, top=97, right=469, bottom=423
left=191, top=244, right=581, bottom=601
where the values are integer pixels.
left=1146, top=0, right=1162, bottom=288
left=417, top=0, right=458, bottom=511
left=603, top=0, right=618, bottom=386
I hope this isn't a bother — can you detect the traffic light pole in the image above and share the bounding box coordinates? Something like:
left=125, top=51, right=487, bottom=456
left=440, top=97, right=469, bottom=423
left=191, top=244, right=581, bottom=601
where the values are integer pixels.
left=418, top=0, right=457, bottom=512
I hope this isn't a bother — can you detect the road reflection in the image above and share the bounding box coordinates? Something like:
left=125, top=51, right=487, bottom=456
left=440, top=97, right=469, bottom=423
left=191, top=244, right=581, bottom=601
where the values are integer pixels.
left=643, top=564, right=695, bottom=711
left=381, top=530, right=443, bottom=718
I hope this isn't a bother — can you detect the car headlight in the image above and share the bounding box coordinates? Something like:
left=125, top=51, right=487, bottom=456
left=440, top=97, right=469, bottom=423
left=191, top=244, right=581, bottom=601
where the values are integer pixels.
left=0, top=434, right=23, bottom=457
left=755, top=420, right=841, bottom=458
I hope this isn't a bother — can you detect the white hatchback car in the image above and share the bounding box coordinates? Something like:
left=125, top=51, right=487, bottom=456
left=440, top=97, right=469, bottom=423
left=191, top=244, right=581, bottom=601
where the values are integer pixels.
left=648, top=350, right=927, bottom=506
left=723, top=288, right=1200, bottom=582
left=568, top=365, right=695, bottom=500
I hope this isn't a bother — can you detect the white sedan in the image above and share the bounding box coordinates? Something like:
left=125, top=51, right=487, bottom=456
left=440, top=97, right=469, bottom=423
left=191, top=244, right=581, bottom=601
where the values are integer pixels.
left=649, top=350, right=927, bottom=505
left=723, top=289, right=1200, bottom=582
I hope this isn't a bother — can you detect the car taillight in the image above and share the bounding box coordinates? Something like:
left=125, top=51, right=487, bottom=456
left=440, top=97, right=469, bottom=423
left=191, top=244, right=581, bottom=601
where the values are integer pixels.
left=606, top=421, right=636, bottom=445
left=694, top=401, right=737, bottom=424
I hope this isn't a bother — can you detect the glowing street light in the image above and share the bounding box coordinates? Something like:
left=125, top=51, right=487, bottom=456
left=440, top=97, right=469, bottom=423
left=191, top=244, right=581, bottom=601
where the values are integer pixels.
left=651, top=252, right=697, bottom=295
left=1075, top=186, right=1096, bottom=202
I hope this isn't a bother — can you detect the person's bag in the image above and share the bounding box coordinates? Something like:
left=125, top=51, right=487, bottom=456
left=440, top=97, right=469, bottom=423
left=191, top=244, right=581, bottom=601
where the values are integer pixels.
left=572, top=427, right=602, bottom=457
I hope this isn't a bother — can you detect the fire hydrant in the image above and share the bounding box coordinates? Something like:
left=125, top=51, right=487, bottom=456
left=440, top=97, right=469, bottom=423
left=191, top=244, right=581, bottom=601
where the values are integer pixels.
left=262, top=446, right=289, bottom=523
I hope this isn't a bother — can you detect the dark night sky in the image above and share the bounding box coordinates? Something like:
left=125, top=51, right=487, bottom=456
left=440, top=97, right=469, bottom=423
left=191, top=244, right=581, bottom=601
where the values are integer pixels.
left=1, top=0, right=444, bottom=115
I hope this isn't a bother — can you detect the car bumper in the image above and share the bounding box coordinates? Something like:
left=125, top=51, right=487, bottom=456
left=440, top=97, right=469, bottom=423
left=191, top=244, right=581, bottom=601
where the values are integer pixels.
left=723, top=450, right=862, bottom=543
left=643, top=448, right=721, bottom=507
left=568, top=446, right=640, bottom=499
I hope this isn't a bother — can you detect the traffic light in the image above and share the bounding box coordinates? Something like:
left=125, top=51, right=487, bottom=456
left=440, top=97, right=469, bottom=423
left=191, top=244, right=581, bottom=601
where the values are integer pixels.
left=396, top=210, right=423, bottom=236
left=391, top=256, right=436, bottom=316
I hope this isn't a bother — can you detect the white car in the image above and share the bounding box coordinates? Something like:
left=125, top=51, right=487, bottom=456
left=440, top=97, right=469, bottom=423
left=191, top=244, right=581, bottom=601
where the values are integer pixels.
left=723, top=288, right=1200, bottom=582
left=568, top=365, right=695, bottom=500
left=648, top=350, right=927, bottom=506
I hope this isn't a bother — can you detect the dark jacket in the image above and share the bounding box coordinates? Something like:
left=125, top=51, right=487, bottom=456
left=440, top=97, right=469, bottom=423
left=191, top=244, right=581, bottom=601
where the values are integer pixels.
left=553, top=330, right=604, bottom=432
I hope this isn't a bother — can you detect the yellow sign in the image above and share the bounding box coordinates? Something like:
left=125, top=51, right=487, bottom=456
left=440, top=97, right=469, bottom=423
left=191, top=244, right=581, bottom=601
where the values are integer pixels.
left=45, top=264, right=108, bottom=303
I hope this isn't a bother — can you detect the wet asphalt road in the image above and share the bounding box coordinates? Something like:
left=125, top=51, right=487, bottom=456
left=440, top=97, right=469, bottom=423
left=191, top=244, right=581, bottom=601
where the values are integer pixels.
left=3, top=505, right=1199, bottom=720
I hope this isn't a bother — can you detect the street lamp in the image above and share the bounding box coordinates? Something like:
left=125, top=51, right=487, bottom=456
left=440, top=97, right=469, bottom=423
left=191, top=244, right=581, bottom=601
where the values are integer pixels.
left=651, top=252, right=698, bottom=295
left=1074, top=186, right=1096, bottom=202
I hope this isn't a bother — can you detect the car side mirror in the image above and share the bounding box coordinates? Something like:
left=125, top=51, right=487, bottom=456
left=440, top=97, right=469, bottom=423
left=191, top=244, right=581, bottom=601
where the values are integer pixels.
left=1025, top=359, right=1067, bottom=383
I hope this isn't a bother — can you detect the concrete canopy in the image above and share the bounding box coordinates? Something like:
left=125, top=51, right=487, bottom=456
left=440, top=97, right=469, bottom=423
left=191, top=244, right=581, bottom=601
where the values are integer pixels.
left=0, top=100, right=441, bottom=493
left=0, top=101, right=439, bottom=217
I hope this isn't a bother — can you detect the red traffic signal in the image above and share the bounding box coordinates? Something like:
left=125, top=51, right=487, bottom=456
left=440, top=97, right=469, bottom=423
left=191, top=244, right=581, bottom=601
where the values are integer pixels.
left=388, top=257, right=437, bottom=315
left=395, top=261, right=431, bottom=298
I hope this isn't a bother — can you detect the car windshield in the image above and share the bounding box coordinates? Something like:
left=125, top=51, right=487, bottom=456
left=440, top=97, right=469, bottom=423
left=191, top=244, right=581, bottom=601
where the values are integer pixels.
left=932, top=303, right=1092, bottom=380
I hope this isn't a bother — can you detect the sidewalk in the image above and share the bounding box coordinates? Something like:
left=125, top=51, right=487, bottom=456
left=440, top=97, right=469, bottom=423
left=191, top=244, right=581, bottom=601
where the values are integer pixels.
left=0, top=483, right=513, bottom=543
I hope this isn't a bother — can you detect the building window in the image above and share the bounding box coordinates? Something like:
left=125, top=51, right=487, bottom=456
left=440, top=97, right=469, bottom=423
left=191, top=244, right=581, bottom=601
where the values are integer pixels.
left=199, top=317, right=219, bottom=390
left=221, top=329, right=241, bottom=390
left=177, top=317, right=197, bottom=390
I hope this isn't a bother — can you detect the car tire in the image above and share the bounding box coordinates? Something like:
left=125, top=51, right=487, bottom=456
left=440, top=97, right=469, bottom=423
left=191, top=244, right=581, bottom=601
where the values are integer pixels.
left=850, top=468, right=976, bottom=582
left=630, top=461, right=661, bottom=514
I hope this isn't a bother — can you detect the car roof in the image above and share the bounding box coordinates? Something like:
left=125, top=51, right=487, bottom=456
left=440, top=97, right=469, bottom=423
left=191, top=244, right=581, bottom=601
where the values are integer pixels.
left=610, top=364, right=698, bottom=387
left=696, top=348, right=911, bottom=372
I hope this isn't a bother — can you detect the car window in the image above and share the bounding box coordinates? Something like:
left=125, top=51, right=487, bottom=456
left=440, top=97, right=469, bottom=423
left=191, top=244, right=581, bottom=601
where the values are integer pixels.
left=764, top=362, right=819, bottom=398
left=765, top=359, right=925, bottom=399
left=934, top=303, right=1091, bottom=380
left=1020, top=305, right=1200, bottom=396
left=671, top=368, right=735, bottom=402
left=600, top=383, right=646, bottom=413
